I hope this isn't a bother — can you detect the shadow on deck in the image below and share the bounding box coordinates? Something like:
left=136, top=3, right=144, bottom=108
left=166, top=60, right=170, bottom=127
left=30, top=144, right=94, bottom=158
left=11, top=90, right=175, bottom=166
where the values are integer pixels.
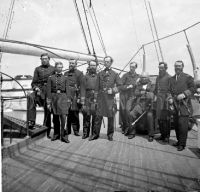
left=2, top=124, right=200, bottom=192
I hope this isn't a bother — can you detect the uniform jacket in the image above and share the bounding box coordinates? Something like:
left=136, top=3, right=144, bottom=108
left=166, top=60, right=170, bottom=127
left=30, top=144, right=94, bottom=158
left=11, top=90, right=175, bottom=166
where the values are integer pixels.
left=47, top=73, right=71, bottom=115
left=120, top=72, right=140, bottom=96
left=31, top=64, right=55, bottom=99
left=120, top=72, right=140, bottom=111
left=82, top=72, right=97, bottom=101
left=168, top=72, right=195, bottom=116
left=95, top=68, right=122, bottom=117
left=82, top=72, right=98, bottom=114
left=128, top=78, right=154, bottom=112
left=154, top=72, right=171, bottom=119
left=64, top=69, right=84, bottom=111
left=64, top=69, right=84, bottom=98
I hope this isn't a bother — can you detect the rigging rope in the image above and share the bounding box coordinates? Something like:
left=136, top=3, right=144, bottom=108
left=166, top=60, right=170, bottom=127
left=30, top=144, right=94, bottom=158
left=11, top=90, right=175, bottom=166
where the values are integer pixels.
left=119, top=46, right=143, bottom=76
left=129, top=0, right=142, bottom=64
left=148, top=1, right=164, bottom=61
left=85, top=0, right=107, bottom=56
left=81, top=0, right=96, bottom=55
left=144, top=0, right=160, bottom=62
left=143, top=21, right=200, bottom=46
left=73, top=0, right=91, bottom=54
left=121, top=21, right=200, bottom=73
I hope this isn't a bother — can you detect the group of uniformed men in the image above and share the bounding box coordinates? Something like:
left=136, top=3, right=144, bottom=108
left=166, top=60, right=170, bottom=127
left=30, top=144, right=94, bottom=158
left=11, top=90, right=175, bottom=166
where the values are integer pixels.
left=27, top=53, right=195, bottom=151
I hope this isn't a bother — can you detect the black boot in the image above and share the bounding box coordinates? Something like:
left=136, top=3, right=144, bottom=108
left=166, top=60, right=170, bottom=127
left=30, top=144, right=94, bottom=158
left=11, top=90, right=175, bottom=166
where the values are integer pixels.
left=61, top=135, right=70, bottom=143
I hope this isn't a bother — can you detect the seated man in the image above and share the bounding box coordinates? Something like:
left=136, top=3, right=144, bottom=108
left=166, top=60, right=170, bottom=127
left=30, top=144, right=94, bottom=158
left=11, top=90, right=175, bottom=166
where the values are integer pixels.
left=27, top=53, right=55, bottom=138
left=127, top=72, right=155, bottom=142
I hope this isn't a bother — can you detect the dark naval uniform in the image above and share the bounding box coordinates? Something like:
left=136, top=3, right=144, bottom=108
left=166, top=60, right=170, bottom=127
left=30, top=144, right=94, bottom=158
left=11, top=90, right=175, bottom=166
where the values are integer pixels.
left=47, top=73, right=71, bottom=141
left=168, top=72, right=195, bottom=148
left=120, top=71, right=139, bottom=134
left=64, top=69, right=84, bottom=135
left=154, top=72, right=171, bottom=140
left=82, top=71, right=98, bottom=138
left=91, top=68, right=122, bottom=140
left=28, top=64, right=55, bottom=136
left=127, top=78, right=155, bottom=140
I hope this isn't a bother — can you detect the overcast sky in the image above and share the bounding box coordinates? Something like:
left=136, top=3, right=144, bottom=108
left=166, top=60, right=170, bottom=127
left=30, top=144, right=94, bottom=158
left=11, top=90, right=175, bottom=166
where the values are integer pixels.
left=0, top=0, right=200, bottom=77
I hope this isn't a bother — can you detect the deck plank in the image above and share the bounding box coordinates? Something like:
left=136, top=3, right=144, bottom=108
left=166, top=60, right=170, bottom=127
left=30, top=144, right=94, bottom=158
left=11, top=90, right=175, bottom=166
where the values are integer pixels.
left=2, top=130, right=200, bottom=192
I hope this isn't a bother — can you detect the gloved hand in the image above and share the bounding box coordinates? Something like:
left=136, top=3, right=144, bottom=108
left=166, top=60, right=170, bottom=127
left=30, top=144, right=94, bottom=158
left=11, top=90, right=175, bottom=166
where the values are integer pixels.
left=107, top=88, right=113, bottom=94
left=136, top=78, right=140, bottom=84
left=153, top=95, right=157, bottom=102
left=127, top=85, right=133, bottom=89
left=197, top=88, right=200, bottom=94
left=35, top=87, right=40, bottom=92
left=168, top=98, right=173, bottom=104
left=47, top=104, right=51, bottom=111
left=177, top=93, right=185, bottom=100
left=112, top=87, right=118, bottom=93
left=35, top=88, right=41, bottom=96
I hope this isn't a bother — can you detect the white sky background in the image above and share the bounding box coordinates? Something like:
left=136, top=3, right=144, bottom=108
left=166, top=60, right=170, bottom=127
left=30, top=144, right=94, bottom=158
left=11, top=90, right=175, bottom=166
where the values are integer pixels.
left=0, top=0, right=200, bottom=77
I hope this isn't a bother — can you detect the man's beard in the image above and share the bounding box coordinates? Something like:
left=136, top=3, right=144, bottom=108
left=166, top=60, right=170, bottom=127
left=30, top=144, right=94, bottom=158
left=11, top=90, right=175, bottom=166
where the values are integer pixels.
left=42, top=62, right=49, bottom=66
left=175, top=68, right=182, bottom=75
left=69, top=67, right=75, bottom=72
left=159, top=71, right=166, bottom=77
left=130, top=69, right=135, bottom=74
left=89, top=68, right=96, bottom=74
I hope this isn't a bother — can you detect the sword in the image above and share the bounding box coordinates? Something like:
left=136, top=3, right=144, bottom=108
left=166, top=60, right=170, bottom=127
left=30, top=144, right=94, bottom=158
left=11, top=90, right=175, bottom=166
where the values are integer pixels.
left=131, top=111, right=147, bottom=126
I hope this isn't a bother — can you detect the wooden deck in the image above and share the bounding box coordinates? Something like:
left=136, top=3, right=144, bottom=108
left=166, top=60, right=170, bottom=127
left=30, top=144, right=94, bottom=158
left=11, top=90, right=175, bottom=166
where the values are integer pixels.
left=2, top=127, right=200, bottom=192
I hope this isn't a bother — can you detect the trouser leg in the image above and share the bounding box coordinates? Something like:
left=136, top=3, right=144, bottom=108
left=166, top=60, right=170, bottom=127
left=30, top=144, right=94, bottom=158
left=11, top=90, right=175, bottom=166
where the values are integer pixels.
left=60, top=114, right=67, bottom=138
left=107, top=117, right=114, bottom=138
left=178, top=116, right=189, bottom=147
left=67, top=109, right=72, bottom=135
left=91, top=113, right=97, bottom=135
left=71, top=110, right=80, bottom=133
left=161, top=119, right=171, bottom=138
left=147, top=111, right=154, bottom=137
left=83, top=113, right=91, bottom=137
left=44, top=102, right=51, bottom=137
left=173, top=113, right=179, bottom=143
left=158, top=120, right=164, bottom=138
left=128, top=105, right=140, bottom=136
left=27, top=93, right=36, bottom=122
left=93, top=115, right=103, bottom=137
left=52, top=114, right=60, bottom=137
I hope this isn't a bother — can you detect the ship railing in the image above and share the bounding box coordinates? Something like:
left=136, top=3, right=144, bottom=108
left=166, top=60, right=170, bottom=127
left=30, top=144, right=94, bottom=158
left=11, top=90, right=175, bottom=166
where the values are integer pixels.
left=1, top=72, right=29, bottom=146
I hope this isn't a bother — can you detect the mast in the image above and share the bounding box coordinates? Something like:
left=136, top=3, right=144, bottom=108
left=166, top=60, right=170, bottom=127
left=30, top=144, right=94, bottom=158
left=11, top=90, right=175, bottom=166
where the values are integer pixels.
left=183, top=30, right=200, bottom=85
left=148, top=1, right=164, bottom=62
